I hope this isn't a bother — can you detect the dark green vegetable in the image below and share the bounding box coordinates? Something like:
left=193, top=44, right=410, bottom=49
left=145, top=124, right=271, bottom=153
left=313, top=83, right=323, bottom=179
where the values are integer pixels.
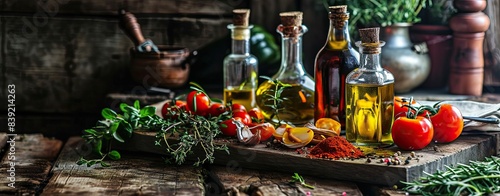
left=403, top=156, right=500, bottom=195
left=250, top=25, right=280, bottom=66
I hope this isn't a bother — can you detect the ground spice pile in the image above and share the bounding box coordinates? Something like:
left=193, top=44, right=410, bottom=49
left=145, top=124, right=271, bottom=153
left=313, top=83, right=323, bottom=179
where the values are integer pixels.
left=308, top=136, right=364, bottom=159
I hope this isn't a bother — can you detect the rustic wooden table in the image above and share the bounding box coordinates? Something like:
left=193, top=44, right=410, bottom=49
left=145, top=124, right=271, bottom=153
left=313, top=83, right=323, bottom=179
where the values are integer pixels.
left=0, top=131, right=498, bottom=195
left=1, top=91, right=499, bottom=195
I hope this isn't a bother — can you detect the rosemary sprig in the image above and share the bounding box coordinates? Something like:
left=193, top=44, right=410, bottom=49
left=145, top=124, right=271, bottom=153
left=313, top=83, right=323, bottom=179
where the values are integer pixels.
left=290, top=173, right=315, bottom=189
left=259, top=76, right=291, bottom=126
left=402, top=156, right=500, bottom=195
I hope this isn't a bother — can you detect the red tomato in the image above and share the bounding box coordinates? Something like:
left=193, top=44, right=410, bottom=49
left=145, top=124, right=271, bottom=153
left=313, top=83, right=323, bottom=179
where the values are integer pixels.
left=430, top=104, right=463, bottom=143
left=161, top=100, right=187, bottom=119
left=392, top=116, right=434, bottom=150
left=231, top=103, right=247, bottom=112
left=249, top=122, right=275, bottom=142
left=220, top=118, right=243, bottom=136
left=248, top=108, right=265, bottom=123
left=186, top=91, right=210, bottom=116
left=209, top=103, right=226, bottom=117
left=394, top=96, right=430, bottom=119
left=233, top=111, right=251, bottom=125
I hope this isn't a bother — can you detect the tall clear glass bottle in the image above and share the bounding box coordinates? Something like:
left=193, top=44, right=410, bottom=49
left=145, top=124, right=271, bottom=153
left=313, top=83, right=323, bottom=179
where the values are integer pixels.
left=256, top=11, right=315, bottom=125
left=314, top=5, right=359, bottom=129
left=345, top=27, right=394, bottom=146
left=223, top=9, right=258, bottom=110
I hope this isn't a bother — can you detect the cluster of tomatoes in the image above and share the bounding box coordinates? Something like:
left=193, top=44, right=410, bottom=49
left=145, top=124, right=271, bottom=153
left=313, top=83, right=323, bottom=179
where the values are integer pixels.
left=391, top=96, right=464, bottom=150
left=161, top=90, right=276, bottom=142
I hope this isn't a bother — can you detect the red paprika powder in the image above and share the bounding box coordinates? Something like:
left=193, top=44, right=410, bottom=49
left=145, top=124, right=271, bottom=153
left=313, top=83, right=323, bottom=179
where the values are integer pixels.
left=308, top=136, right=364, bottom=159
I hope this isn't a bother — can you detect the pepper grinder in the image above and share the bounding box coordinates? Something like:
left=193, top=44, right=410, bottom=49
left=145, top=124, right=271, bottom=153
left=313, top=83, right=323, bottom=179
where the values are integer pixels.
left=448, top=0, right=490, bottom=96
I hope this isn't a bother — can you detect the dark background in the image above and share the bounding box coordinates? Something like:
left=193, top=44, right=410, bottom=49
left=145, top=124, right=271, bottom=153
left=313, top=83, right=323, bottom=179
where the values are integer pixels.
left=0, top=0, right=498, bottom=139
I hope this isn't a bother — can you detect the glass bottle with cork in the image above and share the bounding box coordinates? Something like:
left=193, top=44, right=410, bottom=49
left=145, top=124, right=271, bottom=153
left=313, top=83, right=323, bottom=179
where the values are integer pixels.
left=223, top=9, right=258, bottom=110
left=345, top=27, right=394, bottom=146
left=256, top=11, right=315, bottom=125
left=314, top=5, right=359, bottom=128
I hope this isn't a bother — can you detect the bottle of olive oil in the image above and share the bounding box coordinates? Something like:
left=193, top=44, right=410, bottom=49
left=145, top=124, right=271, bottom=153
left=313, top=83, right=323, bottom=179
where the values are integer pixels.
left=256, top=12, right=315, bottom=125
left=313, top=5, right=359, bottom=129
left=223, top=9, right=258, bottom=110
left=345, top=27, right=394, bottom=146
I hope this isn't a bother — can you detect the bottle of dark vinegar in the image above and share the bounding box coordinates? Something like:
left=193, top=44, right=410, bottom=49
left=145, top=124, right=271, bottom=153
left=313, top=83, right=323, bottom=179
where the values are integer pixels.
left=314, top=5, right=359, bottom=129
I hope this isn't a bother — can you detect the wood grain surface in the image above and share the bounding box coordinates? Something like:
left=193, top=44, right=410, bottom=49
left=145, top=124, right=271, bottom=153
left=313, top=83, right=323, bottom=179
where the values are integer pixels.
left=113, top=131, right=499, bottom=187
left=0, top=134, right=63, bottom=195
left=42, top=137, right=205, bottom=195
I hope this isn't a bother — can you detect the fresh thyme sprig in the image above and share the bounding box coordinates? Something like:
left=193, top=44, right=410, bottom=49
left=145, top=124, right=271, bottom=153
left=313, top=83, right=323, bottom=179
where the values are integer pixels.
left=290, top=173, right=315, bottom=189
left=78, top=97, right=229, bottom=167
left=402, top=156, right=500, bottom=195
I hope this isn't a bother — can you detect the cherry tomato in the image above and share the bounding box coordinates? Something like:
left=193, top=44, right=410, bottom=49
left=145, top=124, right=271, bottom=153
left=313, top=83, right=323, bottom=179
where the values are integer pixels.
left=394, top=96, right=430, bottom=119
left=161, top=100, right=187, bottom=119
left=233, top=111, right=251, bottom=125
left=231, top=103, right=247, bottom=112
left=392, top=116, right=434, bottom=150
left=220, top=117, right=243, bottom=136
left=429, top=104, right=463, bottom=143
left=209, top=103, right=226, bottom=117
left=248, top=108, right=265, bottom=123
left=249, top=122, right=275, bottom=142
left=186, top=91, right=210, bottom=116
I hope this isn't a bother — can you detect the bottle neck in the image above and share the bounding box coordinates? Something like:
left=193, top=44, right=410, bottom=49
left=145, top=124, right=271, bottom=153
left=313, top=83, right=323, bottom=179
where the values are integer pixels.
left=231, top=40, right=250, bottom=55
left=356, top=41, right=385, bottom=71
left=326, top=17, right=351, bottom=49
left=277, top=25, right=308, bottom=77
left=229, top=24, right=251, bottom=55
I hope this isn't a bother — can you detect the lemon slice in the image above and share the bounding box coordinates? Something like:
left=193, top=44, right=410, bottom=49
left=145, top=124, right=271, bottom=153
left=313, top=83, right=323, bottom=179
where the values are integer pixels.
left=273, top=124, right=292, bottom=140
left=283, top=127, right=314, bottom=148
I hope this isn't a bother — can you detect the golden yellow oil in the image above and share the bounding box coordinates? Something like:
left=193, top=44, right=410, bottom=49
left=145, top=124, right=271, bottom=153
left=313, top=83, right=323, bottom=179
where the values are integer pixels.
left=223, top=88, right=256, bottom=110
left=256, top=81, right=314, bottom=125
left=345, top=83, right=394, bottom=145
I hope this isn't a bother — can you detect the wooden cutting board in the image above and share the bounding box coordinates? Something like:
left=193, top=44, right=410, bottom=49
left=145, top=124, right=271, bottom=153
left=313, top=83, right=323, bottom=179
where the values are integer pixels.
left=114, top=131, right=499, bottom=186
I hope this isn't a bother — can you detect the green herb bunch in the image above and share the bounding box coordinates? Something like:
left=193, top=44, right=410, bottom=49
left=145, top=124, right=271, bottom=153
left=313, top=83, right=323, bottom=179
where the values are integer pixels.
left=403, top=156, right=500, bottom=195
left=78, top=86, right=229, bottom=167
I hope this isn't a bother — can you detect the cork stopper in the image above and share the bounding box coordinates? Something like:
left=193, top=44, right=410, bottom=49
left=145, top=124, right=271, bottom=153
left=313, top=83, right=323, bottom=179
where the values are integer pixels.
left=280, top=11, right=303, bottom=27
left=233, top=9, right=250, bottom=26
left=329, top=5, right=347, bottom=13
left=359, top=27, right=380, bottom=44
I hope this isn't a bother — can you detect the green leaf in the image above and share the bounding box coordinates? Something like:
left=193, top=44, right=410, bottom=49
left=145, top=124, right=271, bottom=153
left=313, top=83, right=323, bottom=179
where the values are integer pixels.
left=93, top=140, right=103, bottom=156
left=134, top=100, right=140, bottom=109
left=86, top=160, right=97, bottom=167
left=100, top=161, right=110, bottom=167
left=101, top=108, right=117, bottom=120
left=76, top=158, right=87, bottom=165
left=121, top=121, right=133, bottom=135
left=108, top=150, right=121, bottom=160
left=110, top=121, right=120, bottom=134
left=140, top=106, right=156, bottom=117
left=113, top=131, right=125, bottom=143
left=120, top=103, right=129, bottom=113
left=84, top=129, right=98, bottom=136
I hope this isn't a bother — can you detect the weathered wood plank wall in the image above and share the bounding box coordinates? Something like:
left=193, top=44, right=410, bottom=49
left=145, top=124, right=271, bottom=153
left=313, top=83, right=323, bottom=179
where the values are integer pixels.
left=0, top=0, right=239, bottom=136
left=0, top=0, right=497, bottom=137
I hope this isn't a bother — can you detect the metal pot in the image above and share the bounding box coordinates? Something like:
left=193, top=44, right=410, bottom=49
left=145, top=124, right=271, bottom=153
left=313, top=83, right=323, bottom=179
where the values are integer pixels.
left=381, top=23, right=431, bottom=93
left=130, top=46, right=193, bottom=88
left=119, top=10, right=194, bottom=88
